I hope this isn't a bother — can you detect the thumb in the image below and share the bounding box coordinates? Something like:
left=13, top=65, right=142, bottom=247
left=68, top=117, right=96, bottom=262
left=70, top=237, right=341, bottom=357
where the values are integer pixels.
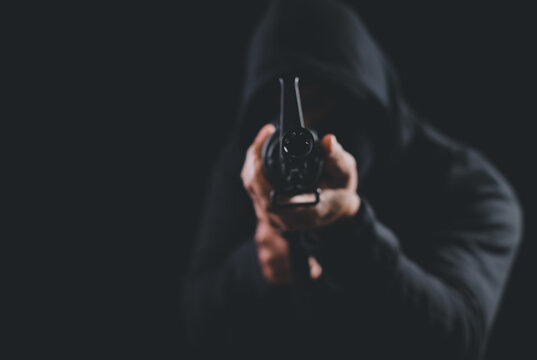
left=309, top=256, right=322, bottom=280
left=321, top=134, right=350, bottom=183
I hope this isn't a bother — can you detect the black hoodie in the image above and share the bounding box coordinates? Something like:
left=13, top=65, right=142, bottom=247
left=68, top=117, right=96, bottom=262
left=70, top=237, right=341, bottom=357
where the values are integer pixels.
left=182, top=1, right=523, bottom=359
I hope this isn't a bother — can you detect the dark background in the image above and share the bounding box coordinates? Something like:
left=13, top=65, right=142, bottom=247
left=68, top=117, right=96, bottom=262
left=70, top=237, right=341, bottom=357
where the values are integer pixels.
left=21, top=1, right=535, bottom=358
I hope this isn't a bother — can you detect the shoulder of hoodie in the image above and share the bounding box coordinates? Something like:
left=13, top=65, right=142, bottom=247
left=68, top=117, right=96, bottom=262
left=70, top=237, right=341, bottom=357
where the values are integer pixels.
left=409, top=118, right=521, bottom=212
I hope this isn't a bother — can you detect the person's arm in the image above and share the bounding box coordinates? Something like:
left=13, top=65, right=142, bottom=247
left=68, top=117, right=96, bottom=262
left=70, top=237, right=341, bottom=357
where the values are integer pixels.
left=181, top=136, right=293, bottom=347
left=314, top=150, right=523, bottom=360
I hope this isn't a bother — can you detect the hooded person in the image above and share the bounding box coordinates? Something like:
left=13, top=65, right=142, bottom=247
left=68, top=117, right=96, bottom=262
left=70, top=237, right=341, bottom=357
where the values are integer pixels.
left=182, top=0, right=523, bottom=359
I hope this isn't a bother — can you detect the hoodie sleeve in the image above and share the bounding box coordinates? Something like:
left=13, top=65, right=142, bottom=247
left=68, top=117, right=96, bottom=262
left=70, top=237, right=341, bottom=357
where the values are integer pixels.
left=313, top=149, right=523, bottom=360
left=181, top=137, right=294, bottom=347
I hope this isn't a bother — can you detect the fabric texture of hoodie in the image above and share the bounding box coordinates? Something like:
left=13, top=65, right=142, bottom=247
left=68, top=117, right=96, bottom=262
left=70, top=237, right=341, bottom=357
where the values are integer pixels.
left=182, top=1, right=523, bottom=359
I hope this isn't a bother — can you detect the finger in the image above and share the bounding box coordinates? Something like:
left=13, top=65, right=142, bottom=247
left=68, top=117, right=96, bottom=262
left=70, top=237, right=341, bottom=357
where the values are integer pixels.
left=321, top=133, right=346, bottom=174
left=267, top=212, right=290, bottom=231
left=320, top=134, right=356, bottom=186
left=309, top=256, right=322, bottom=280
left=243, top=123, right=275, bottom=179
left=320, top=132, right=336, bottom=154
left=243, top=124, right=275, bottom=193
left=252, top=123, right=276, bottom=159
left=242, top=128, right=275, bottom=196
left=252, top=158, right=273, bottom=195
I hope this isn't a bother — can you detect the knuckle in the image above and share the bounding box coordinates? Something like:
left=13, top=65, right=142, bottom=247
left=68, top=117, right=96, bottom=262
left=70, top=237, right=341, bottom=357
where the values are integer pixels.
left=267, top=213, right=280, bottom=226
left=268, top=218, right=280, bottom=229
left=258, top=247, right=270, bottom=263
left=258, top=201, right=268, bottom=214
left=276, top=221, right=289, bottom=231
left=351, top=158, right=358, bottom=171
left=252, top=156, right=262, bottom=172
left=265, top=268, right=276, bottom=282
left=254, top=234, right=264, bottom=245
left=266, top=254, right=278, bottom=266
left=346, top=152, right=357, bottom=168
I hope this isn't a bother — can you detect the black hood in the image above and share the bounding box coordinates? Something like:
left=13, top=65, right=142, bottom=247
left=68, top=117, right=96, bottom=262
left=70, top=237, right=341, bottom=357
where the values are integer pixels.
left=236, top=0, right=416, bottom=181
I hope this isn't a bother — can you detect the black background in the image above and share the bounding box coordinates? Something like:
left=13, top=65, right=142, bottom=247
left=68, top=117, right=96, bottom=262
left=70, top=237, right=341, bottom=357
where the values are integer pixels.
left=21, top=1, right=535, bottom=358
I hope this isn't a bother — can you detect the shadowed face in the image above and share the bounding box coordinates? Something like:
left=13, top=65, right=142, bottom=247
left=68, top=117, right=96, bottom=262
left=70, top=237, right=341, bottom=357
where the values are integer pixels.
left=270, top=79, right=337, bottom=130
left=263, top=77, right=376, bottom=184
left=299, top=81, right=336, bottom=129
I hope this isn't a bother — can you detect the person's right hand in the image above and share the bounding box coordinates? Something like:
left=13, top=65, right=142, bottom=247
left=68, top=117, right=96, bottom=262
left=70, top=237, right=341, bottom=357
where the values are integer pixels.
left=242, top=123, right=323, bottom=284
left=254, top=219, right=292, bottom=284
left=255, top=218, right=323, bottom=284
